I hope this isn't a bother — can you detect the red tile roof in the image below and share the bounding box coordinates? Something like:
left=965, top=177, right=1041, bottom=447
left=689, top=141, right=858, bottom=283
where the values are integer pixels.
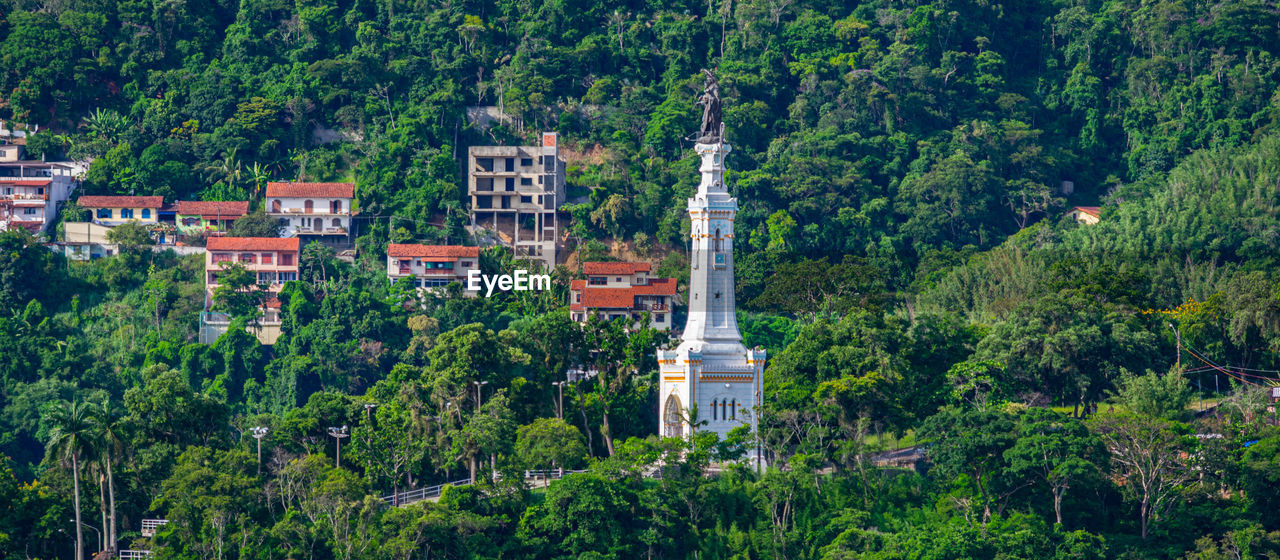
left=176, top=200, right=249, bottom=218
left=633, top=277, right=678, bottom=295
left=569, top=278, right=678, bottom=310
left=0, top=178, right=51, bottom=186
left=78, top=195, right=164, bottom=208
left=265, top=182, right=355, bottom=198
left=207, top=237, right=300, bottom=252
left=387, top=244, right=480, bottom=258
left=1070, top=206, right=1102, bottom=217
left=583, top=261, right=651, bottom=275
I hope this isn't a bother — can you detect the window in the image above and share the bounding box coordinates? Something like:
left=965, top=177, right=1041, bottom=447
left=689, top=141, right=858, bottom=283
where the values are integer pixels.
left=588, top=276, right=607, bottom=285
left=141, top=209, right=151, bottom=219
left=239, top=253, right=256, bottom=264
left=574, top=293, right=581, bottom=302
left=476, top=157, right=493, bottom=171
left=332, top=218, right=341, bottom=228
left=520, top=158, right=533, bottom=167
left=37, top=187, right=44, bottom=195
left=520, top=177, right=532, bottom=186
left=304, top=200, right=314, bottom=213
left=261, top=253, right=274, bottom=264
left=279, top=253, right=294, bottom=266
left=96, top=208, right=112, bottom=219
left=505, top=177, right=514, bottom=190
left=461, top=261, right=473, bottom=267
left=520, top=196, right=532, bottom=204
left=655, top=314, right=664, bottom=323
left=278, top=271, right=298, bottom=282
left=505, top=158, right=515, bottom=171
left=213, top=253, right=232, bottom=263
left=714, top=228, right=722, bottom=252
left=615, top=277, right=623, bottom=282
left=712, top=400, right=718, bottom=420
left=120, top=208, right=134, bottom=219
left=257, top=271, right=276, bottom=284
left=23, top=208, right=37, bottom=215
left=730, top=400, right=737, bottom=420
left=271, top=199, right=282, bottom=212
left=423, top=279, right=452, bottom=289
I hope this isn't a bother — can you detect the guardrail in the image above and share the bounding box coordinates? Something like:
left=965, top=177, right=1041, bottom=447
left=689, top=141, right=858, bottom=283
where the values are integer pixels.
left=119, top=550, right=153, bottom=559
left=380, top=479, right=471, bottom=507
left=140, top=519, right=168, bottom=537
left=523, top=469, right=589, bottom=481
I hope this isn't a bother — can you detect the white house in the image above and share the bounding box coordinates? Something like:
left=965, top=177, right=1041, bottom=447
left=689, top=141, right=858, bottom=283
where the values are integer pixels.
left=569, top=262, right=677, bottom=330
left=265, top=182, right=354, bottom=240
left=386, top=244, right=481, bottom=297
left=0, top=152, right=79, bottom=234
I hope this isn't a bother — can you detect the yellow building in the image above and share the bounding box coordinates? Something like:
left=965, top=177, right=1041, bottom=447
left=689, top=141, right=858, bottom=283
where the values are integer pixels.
left=78, top=195, right=164, bottom=226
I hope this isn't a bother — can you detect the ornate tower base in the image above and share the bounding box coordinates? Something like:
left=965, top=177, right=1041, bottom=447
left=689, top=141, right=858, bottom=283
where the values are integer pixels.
left=657, top=140, right=765, bottom=441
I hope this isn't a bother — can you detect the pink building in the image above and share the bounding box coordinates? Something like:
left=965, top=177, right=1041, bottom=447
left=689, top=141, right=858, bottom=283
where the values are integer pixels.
left=205, top=237, right=301, bottom=301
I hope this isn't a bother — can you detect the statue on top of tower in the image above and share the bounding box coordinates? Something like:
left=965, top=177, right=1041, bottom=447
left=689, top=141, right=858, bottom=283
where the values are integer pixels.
left=696, top=69, right=722, bottom=143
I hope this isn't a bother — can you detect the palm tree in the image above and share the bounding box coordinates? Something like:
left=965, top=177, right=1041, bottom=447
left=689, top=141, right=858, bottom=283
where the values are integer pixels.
left=246, top=161, right=272, bottom=201
left=90, top=399, right=126, bottom=553
left=46, top=400, right=96, bottom=560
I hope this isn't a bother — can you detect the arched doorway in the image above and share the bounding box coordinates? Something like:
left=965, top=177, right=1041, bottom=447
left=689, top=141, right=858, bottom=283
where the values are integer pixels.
left=663, top=394, right=683, bottom=437
left=271, top=199, right=282, bottom=213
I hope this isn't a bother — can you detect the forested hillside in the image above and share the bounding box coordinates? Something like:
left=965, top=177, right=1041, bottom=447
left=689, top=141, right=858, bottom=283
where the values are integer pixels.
left=3, top=0, right=1280, bottom=558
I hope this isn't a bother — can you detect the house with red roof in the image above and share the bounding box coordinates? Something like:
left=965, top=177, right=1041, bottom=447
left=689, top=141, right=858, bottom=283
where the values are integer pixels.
left=1066, top=206, right=1102, bottom=225
left=570, top=261, right=677, bottom=330
left=205, top=236, right=301, bottom=299
left=265, top=181, right=354, bottom=242
left=176, top=200, right=249, bottom=235
left=78, top=195, right=164, bottom=226
left=201, top=236, right=302, bottom=345
left=386, top=243, right=481, bottom=297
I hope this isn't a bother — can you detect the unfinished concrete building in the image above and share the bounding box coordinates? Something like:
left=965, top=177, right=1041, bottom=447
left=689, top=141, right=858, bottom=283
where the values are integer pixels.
left=467, top=132, right=564, bottom=270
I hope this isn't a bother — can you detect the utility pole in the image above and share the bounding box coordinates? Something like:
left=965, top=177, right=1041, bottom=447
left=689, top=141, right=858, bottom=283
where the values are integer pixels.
left=251, top=427, right=269, bottom=475
left=1168, top=323, right=1181, bottom=370
left=473, top=380, right=491, bottom=479
left=328, top=426, right=349, bottom=468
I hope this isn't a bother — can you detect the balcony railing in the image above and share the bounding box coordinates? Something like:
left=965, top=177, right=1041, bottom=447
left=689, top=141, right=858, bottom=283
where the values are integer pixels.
left=271, top=207, right=350, bottom=215
left=140, top=519, right=168, bottom=537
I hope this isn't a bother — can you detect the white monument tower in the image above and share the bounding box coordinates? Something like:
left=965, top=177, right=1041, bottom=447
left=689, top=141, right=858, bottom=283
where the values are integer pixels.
left=657, top=71, right=766, bottom=441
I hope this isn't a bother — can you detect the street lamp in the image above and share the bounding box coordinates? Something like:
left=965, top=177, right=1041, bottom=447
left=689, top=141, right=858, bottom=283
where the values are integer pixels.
left=74, top=519, right=102, bottom=553
left=472, top=380, right=490, bottom=412
left=552, top=381, right=566, bottom=419
left=251, top=426, right=269, bottom=475
left=328, top=425, right=349, bottom=468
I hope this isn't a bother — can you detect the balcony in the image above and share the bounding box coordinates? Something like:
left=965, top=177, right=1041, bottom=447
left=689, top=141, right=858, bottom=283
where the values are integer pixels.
left=5, top=193, right=48, bottom=200
left=639, top=303, right=669, bottom=312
